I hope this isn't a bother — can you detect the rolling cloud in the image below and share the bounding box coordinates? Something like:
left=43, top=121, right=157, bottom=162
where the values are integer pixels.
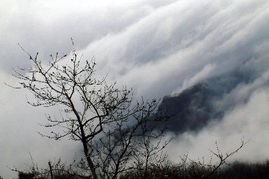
left=1, top=0, right=269, bottom=178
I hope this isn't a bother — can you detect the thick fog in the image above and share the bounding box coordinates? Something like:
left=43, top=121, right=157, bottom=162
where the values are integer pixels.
left=1, top=0, right=269, bottom=178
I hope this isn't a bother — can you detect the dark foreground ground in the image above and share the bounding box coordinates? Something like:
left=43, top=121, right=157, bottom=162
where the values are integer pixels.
left=17, top=160, right=269, bottom=179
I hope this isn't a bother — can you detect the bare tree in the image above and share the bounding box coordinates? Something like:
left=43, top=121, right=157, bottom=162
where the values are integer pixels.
left=202, top=140, right=245, bottom=179
left=178, top=140, right=245, bottom=179
left=14, top=47, right=168, bottom=179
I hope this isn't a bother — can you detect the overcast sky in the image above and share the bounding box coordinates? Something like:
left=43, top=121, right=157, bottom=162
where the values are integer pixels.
left=1, top=0, right=269, bottom=178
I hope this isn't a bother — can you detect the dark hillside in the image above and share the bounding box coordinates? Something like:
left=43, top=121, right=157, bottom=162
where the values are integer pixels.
left=157, top=69, right=255, bottom=134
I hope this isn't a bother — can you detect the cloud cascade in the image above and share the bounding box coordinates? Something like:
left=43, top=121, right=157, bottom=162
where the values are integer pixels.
left=1, top=0, right=269, bottom=178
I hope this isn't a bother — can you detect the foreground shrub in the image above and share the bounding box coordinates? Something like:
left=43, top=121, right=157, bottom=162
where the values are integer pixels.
left=19, top=160, right=269, bottom=179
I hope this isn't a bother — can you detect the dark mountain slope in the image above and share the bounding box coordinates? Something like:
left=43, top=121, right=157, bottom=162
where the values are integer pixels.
left=157, top=70, right=255, bottom=134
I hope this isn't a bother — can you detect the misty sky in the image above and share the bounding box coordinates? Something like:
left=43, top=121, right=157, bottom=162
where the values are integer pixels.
left=1, top=0, right=269, bottom=178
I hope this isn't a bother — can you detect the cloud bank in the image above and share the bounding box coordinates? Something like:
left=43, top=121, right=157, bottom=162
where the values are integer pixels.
left=1, top=0, right=269, bottom=178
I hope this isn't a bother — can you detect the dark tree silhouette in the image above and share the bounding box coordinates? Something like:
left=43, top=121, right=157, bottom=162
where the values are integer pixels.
left=14, top=46, right=168, bottom=179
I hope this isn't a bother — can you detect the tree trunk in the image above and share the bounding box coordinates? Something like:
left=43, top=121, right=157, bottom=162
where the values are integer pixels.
left=82, top=139, right=98, bottom=179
